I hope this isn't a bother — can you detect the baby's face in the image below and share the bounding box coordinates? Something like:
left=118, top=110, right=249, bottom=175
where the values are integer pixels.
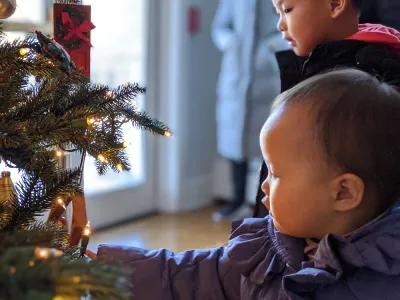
left=260, top=103, right=338, bottom=238
left=273, top=0, right=334, bottom=56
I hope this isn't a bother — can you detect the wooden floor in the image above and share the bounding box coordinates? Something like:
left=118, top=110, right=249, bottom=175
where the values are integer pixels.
left=88, top=205, right=232, bottom=253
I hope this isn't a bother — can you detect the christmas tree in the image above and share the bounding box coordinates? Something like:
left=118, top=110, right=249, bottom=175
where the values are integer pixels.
left=0, top=21, right=170, bottom=299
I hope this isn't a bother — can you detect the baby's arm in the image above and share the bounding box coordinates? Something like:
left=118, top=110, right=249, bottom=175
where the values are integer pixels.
left=96, top=244, right=240, bottom=300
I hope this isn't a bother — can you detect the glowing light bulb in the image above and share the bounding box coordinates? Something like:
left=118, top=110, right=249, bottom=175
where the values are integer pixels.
left=56, top=150, right=63, bottom=157
left=57, top=197, right=66, bottom=210
left=19, top=48, right=30, bottom=56
left=37, top=248, right=50, bottom=259
left=117, top=164, right=124, bottom=172
left=83, top=221, right=91, bottom=236
left=164, top=131, right=172, bottom=137
left=122, top=141, right=129, bottom=148
left=86, top=117, right=97, bottom=125
left=72, top=276, right=81, bottom=283
left=97, top=154, right=106, bottom=162
left=106, top=90, right=113, bottom=97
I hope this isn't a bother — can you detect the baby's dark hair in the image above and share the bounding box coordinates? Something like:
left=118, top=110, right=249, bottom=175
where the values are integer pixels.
left=273, top=68, right=400, bottom=211
left=352, top=0, right=362, bottom=10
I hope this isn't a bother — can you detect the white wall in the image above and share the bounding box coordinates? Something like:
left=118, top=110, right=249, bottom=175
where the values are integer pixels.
left=156, top=0, right=260, bottom=213
left=155, top=0, right=219, bottom=212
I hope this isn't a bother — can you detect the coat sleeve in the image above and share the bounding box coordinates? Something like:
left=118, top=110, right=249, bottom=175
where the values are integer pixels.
left=97, top=244, right=241, bottom=300
left=211, top=0, right=237, bottom=52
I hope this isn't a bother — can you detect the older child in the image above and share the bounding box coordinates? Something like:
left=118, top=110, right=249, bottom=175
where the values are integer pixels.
left=90, top=69, right=400, bottom=299
left=254, top=0, right=400, bottom=217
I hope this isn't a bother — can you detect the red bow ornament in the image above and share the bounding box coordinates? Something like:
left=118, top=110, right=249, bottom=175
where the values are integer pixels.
left=61, top=11, right=95, bottom=47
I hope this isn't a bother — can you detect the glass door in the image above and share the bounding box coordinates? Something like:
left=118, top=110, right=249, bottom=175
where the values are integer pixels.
left=83, top=0, right=158, bottom=228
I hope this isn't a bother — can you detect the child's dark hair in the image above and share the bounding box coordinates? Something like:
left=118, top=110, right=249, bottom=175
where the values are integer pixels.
left=352, top=0, right=362, bottom=10
left=273, top=68, right=400, bottom=211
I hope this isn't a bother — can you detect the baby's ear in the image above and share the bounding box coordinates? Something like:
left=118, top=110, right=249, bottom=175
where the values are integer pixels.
left=331, top=173, right=364, bottom=212
left=329, top=0, right=347, bottom=18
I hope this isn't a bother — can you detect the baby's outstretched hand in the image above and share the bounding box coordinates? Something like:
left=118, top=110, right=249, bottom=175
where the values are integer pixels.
left=86, top=249, right=97, bottom=260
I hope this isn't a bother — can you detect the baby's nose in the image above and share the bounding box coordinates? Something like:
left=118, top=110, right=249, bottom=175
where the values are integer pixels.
left=261, top=179, right=270, bottom=197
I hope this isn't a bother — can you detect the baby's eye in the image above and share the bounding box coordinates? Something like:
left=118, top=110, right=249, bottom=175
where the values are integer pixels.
left=283, top=8, right=293, bottom=13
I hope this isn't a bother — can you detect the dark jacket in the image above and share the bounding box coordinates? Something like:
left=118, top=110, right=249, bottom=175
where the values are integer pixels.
left=254, top=25, right=400, bottom=217
left=97, top=201, right=400, bottom=299
left=360, top=0, right=400, bottom=31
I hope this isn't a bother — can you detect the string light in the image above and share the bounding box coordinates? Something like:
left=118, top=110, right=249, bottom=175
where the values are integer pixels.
left=57, top=197, right=66, bottom=210
left=164, top=130, right=172, bottom=137
left=83, top=221, right=91, bottom=236
left=71, top=116, right=100, bottom=128
left=34, top=247, right=63, bottom=260
left=36, top=248, right=50, bottom=259
left=19, top=48, right=30, bottom=56
left=86, top=116, right=100, bottom=125
left=114, top=141, right=129, bottom=149
left=80, top=221, right=91, bottom=258
left=97, top=154, right=107, bottom=162
left=87, top=117, right=96, bottom=125
left=29, top=261, right=35, bottom=267
left=105, top=90, right=113, bottom=97
left=116, top=164, right=124, bottom=172
left=72, top=276, right=81, bottom=284
left=54, top=150, right=70, bottom=157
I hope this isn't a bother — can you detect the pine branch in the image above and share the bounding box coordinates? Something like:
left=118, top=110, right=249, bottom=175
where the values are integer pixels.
left=0, top=22, right=4, bottom=37
left=2, top=169, right=81, bottom=231
left=0, top=37, right=61, bottom=80
left=0, top=228, right=54, bottom=255
left=122, top=109, right=170, bottom=135
left=0, top=246, right=132, bottom=300
left=26, top=222, right=80, bottom=259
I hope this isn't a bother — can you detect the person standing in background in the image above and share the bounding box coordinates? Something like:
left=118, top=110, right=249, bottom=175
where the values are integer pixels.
left=211, top=0, right=288, bottom=220
left=360, top=0, right=400, bottom=30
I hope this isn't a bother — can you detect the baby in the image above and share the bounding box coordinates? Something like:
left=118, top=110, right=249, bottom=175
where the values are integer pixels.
left=90, top=69, right=400, bottom=299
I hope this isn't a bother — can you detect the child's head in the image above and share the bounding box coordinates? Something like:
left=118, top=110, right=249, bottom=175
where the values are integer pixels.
left=273, top=0, right=361, bottom=56
left=260, top=69, right=400, bottom=239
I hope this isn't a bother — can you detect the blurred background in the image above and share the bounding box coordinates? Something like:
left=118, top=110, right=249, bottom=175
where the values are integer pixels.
left=1, top=0, right=262, bottom=252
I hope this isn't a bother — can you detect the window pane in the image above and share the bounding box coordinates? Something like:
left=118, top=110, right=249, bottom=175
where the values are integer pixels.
left=6, top=0, right=45, bottom=23
left=83, top=0, right=146, bottom=196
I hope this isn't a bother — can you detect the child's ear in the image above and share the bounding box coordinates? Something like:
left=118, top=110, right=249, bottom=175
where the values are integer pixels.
left=331, top=173, right=364, bottom=212
left=329, top=0, right=347, bottom=18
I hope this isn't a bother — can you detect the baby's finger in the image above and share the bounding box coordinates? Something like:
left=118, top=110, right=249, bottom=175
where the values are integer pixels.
left=86, top=249, right=97, bottom=260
